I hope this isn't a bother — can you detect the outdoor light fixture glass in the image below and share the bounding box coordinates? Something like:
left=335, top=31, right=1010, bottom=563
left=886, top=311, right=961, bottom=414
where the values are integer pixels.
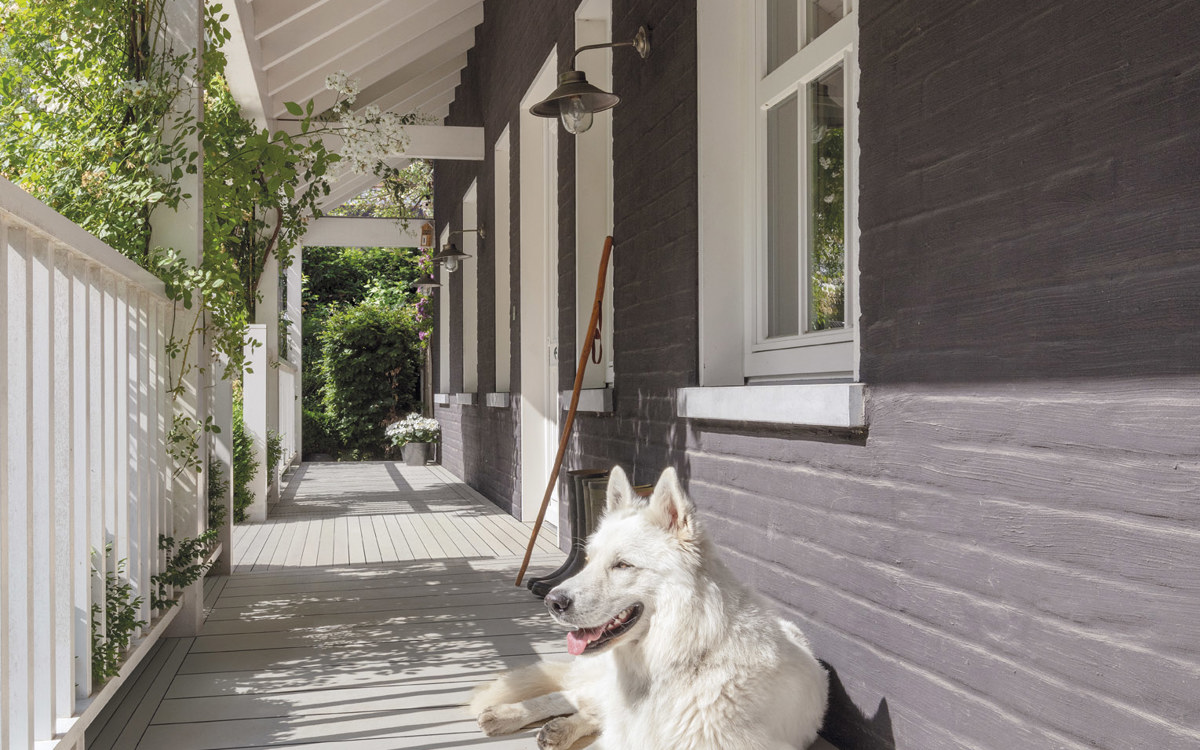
left=415, top=274, right=441, bottom=292
left=432, top=227, right=485, bottom=273
left=530, top=25, right=651, bottom=134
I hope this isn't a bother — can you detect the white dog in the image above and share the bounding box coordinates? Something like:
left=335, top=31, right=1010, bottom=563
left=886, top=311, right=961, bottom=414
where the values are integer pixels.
left=471, top=466, right=828, bottom=749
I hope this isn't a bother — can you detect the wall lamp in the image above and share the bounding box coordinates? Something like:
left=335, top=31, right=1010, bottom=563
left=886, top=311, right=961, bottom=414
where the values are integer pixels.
left=415, top=274, right=441, bottom=292
left=530, top=25, right=651, bottom=134
left=432, top=227, right=485, bottom=272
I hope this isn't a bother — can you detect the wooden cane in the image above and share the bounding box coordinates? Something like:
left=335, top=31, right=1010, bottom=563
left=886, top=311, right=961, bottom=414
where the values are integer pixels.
left=515, top=235, right=614, bottom=586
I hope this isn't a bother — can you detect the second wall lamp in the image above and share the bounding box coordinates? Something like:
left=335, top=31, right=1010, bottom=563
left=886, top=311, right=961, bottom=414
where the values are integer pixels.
left=432, top=227, right=486, bottom=273
left=530, top=25, right=651, bottom=134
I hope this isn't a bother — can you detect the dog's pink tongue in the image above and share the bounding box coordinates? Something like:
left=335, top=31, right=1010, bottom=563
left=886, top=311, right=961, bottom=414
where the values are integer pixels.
left=566, top=627, right=601, bottom=656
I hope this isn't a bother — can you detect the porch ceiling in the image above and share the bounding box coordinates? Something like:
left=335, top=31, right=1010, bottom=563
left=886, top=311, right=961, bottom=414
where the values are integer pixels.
left=222, top=0, right=484, bottom=209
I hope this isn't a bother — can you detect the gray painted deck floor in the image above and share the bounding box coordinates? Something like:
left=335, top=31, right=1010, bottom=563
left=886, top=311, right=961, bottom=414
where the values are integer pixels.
left=86, top=462, right=838, bottom=750
left=87, top=462, right=569, bottom=749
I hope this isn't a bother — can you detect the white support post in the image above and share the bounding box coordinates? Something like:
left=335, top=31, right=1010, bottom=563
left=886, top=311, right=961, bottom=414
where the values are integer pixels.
left=69, top=258, right=90, bottom=704
left=287, top=243, right=303, bottom=461
left=159, top=0, right=206, bottom=638
left=256, top=253, right=280, bottom=497
left=244, top=326, right=270, bottom=523
left=210, top=361, right=234, bottom=576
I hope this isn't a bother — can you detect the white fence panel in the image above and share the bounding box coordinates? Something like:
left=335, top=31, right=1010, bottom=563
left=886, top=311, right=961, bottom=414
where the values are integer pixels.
left=0, top=178, right=187, bottom=749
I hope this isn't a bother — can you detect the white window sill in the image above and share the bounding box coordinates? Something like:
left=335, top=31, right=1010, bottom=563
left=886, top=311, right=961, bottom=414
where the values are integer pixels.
left=453, top=392, right=476, bottom=406
left=484, top=392, right=511, bottom=408
left=559, top=387, right=613, bottom=414
left=676, top=383, right=865, bottom=428
left=433, top=393, right=451, bottom=405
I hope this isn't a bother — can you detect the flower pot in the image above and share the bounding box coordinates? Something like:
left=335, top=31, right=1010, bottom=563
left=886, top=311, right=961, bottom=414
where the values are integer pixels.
left=402, top=441, right=433, bottom=466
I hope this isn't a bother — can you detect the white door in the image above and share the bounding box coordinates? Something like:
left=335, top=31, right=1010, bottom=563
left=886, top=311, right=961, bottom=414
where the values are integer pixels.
left=520, top=52, right=561, bottom=535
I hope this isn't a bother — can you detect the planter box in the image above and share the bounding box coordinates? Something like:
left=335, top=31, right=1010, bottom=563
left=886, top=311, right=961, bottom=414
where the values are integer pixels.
left=402, top=442, right=433, bottom=466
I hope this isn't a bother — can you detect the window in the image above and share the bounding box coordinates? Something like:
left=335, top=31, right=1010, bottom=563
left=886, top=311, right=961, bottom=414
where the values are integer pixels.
left=697, top=0, right=858, bottom=386
left=494, top=127, right=512, bottom=393
left=462, top=181, right=479, bottom=393
left=438, top=225, right=450, bottom=394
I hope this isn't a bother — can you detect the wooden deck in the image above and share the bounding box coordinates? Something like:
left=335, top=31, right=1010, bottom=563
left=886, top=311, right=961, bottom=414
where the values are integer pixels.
left=86, top=462, right=568, bottom=750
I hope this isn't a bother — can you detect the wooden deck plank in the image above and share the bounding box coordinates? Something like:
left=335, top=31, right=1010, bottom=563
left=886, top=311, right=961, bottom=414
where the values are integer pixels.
left=108, top=463, right=570, bottom=750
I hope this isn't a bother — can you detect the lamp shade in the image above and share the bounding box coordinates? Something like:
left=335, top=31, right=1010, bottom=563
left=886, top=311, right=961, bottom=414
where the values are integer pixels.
left=415, top=276, right=441, bottom=292
left=530, top=70, right=620, bottom=123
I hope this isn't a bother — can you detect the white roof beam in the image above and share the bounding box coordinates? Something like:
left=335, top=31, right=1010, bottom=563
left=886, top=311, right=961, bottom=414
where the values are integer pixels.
left=318, top=156, right=414, bottom=212
left=252, top=0, right=338, bottom=40
left=267, top=1, right=482, bottom=118
left=301, top=216, right=426, bottom=247
left=269, top=120, right=483, bottom=161
left=221, top=0, right=271, bottom=126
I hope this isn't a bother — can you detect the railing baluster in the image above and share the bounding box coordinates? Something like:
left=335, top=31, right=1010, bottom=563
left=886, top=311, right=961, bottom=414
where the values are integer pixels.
left=52, top=246, right=75, bottom=730
left=70, top=258, right=90, bottom=704
left=3, top=221, right=34, bottom=749
left=30, top=234, right=54, bottom=741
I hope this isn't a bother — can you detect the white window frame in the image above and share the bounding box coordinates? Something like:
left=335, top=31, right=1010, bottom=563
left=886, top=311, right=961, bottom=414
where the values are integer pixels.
left=462, top=180, right=479, bottom=394
left=692, top=0, right=862, bottom=425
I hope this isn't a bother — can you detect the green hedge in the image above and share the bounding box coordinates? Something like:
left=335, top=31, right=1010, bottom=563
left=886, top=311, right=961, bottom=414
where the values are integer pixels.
left=232, top=381, right=257, bottom=523
left=320, top=303, right=422, bottom=459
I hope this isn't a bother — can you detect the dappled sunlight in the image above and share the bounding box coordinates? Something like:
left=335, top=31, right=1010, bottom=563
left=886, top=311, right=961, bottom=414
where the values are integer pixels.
left=90, top=463, right=567, bottom=749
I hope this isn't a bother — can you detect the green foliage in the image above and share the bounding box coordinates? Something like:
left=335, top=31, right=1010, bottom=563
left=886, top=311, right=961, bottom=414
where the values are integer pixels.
left=320, top=303, right=422, bottom=458
left=267, top=429, right=284, bottom=477
left=301, top=407, right=338, bottom=457
left=232, top=380, right=257, bottom=523
left=329, top=160, right=432, bottom=219
left=0, top=0, right=195, bottom=263
left=207, top=460, right=229, bottom=532
left=151, top=529, right=218, bottom=611
left=303, top=245, right=423, bottom=308
left=91, top=550, right=146, bottom=683
left=810, top=126, right=845, bottom=331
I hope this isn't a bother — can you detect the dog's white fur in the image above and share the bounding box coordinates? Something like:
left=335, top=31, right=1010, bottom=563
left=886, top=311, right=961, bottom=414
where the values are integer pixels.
left=471, top=466, right=828, bottom=749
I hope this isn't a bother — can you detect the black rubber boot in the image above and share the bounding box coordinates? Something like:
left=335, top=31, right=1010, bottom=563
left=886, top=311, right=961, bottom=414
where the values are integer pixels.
left=528, top=468, right=608, bottom=598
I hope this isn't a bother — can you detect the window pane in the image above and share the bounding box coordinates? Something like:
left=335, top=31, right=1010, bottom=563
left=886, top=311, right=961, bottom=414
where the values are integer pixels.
left=807, top=0, right=845, bottom=43
left=767, top=92, right=800, bottom=339
left=808, top=65, right=846, bottom=332
left=767, top=0, right=798, bottom=74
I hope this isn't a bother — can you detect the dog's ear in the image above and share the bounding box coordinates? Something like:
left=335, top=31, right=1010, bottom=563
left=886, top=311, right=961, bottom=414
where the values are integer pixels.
left=605, top=465, right=635, bottom=513
left=647, top=467, right=696, bottom=540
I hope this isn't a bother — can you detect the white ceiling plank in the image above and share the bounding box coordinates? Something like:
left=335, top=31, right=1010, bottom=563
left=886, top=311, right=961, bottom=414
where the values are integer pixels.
left=355, top=49, right=468, bottom=115
left=251, top=0, right=335, bottom=40
left=267, top=1, right=482, bottom=117
left=386, top=72, right=461, bottom=118
left=317, top=156, right=414, bottom=212
left=222, top=0, right=272, bottom=126
left=301, top=217, right=426, bottom=247
left=410, top=86, right=459, bottom=119
left=259, top=0, right=431, bottom=72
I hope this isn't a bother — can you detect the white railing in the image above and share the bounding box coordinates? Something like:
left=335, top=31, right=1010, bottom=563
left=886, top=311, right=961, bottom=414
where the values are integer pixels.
left=0, top=178, right=180, bottom=749
left=278, top=360, right=299, bottom=473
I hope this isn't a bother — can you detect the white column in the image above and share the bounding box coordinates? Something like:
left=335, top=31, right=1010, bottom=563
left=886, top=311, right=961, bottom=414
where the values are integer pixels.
left=159, top=0, right=206, bottom=638
left=210, top=361, right=234, bottom=575
left=243, top=325, right=270, bottom=523
left=255, top=253, right=280, bottom=495
left=287, top=244, right=303, bottom=461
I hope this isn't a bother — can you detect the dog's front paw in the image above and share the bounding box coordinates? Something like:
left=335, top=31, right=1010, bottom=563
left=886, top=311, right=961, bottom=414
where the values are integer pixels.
left=536, top=716, right=574, bottom=749
left=477, top=704, right=528, bottom=736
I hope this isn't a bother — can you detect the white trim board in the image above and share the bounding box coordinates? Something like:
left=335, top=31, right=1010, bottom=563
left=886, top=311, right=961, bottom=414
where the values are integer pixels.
left=559, top=387, right=613, bottom=414
left=676, top=383, right=865, bottom=428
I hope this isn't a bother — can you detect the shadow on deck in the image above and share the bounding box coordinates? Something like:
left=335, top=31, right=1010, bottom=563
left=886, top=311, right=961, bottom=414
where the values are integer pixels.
left=86, top=462, right=565, bottom=750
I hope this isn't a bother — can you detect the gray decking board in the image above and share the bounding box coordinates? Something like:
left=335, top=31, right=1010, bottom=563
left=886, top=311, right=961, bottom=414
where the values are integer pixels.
left=96, top=462, right=566, bottom=749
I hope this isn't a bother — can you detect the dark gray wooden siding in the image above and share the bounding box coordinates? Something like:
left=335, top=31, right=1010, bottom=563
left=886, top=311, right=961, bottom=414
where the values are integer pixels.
left=434, top=1, right=1200, bottom=748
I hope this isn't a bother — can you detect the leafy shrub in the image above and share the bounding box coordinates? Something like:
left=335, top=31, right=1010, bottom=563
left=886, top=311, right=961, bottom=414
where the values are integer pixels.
left=320, top=303, right=422, bottom=458
left=151, top=529, right=218, bottom=611
left=302, top=407, right=339, bottom=458
left=232, top=381, right=257, bottom=523
left=91, top=550, right=146, bottom=682
left=267, top=429, right=285, bottom=476
left=207, top=460, right=229, bottom=533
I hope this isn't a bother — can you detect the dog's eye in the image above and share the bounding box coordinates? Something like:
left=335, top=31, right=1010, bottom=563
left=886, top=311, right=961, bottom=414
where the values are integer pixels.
left=612, top=560, right=634, bottom=570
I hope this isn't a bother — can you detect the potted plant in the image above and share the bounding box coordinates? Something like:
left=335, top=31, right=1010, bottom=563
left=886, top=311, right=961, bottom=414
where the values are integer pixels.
left=387, top=413, right=440, bottom=466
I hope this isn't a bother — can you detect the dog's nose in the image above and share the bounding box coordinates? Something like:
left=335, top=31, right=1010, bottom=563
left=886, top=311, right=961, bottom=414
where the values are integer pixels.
left=545, top=590, right=573, bottom=616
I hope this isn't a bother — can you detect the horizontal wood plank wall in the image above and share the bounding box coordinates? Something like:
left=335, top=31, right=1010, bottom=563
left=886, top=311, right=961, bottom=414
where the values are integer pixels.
left=435, top=0, right=1200, bottom=748
left=0, top=178, right=181, bottom=749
